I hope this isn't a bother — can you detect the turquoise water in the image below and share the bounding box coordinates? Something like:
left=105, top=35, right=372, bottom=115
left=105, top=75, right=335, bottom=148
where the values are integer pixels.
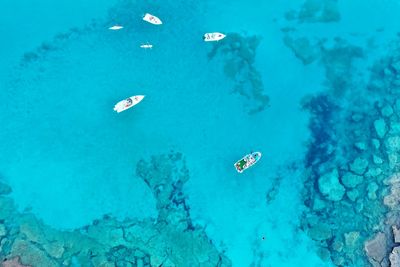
left=2, top=0, right=400, bottom=266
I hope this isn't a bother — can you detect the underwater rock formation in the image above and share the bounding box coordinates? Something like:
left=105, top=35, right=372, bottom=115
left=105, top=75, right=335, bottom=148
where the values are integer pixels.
left=364, top=232, right=389, bottom=266
left=20, top=26, right=91, bottom=67
left=208, top=33, right=270, bottom=114
left=285, top=0, right=341, bottom=23
left=294, top=26, right=400, bottom=267
left=265, top=174, right=283, bottom=204
left=317, top=169, right=345, bottom=201
left=1, top=256, right=31, bottom=267
left=0, top=182, right=11, bottom=196
left=0, top=152, right=231, bottom=266
left=390, top=246, right=400, bottom=266
left=383, top=174, right=400, bottom=209
left=283, top=10, right=400, bottom=266
left=284, top=36, right=364, bottom=96
left=302, top=94, right=339, bottom=168
left=283, top=36, right=321, bottom=65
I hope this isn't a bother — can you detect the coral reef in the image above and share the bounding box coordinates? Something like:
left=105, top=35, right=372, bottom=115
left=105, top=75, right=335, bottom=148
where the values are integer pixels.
left=208, top=33, right=270, bottom=114
left=0, top=152, right=231, bottom=266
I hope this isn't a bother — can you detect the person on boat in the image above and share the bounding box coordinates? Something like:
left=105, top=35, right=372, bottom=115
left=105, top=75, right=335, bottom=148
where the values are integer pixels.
left=248, top=156, right=255, bottom=165
left=125, top=98, right=133, bottom=107
left=149, top=16, right=156, bottom=23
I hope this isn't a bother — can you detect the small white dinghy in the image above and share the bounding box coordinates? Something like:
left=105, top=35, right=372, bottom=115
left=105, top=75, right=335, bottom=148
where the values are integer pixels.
left=140, top=44, right=153, bottom=49
left=109, top=25, right=123, bottom=30
left=143, top=13, right=162, bottom=25
left=113, top=95, right=145, bottom=113
left=203, top=32, right=226, bottom=42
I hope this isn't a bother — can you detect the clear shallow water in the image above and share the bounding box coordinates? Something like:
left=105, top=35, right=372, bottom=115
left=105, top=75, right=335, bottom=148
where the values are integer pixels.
left=1, top=0, right=400, bottom=266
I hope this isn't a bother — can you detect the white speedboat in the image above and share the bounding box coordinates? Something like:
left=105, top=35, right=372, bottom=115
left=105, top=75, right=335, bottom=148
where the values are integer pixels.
left=203, top=32, right=226, bottom=42
left=234, top=152, right=262, bottom=173
left=113, top=95, right=145, bottom=113
left=140, top=44, right=153, bottom=49
left=143, top=13, right=162, bottom=25
left=109, top=25, right=123, bottom=30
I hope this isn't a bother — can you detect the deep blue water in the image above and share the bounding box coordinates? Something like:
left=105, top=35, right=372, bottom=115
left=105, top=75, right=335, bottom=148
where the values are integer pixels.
left=1, top=0, right=400, bottom=266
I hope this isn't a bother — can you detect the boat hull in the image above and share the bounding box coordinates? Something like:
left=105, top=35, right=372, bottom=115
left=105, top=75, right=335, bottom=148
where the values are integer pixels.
left=109, top=25, right=123, bottom=30
left=203, top=32, right=226, bottom=42
left=140, top=44, right=153, bottom=49
left=143, top=13, right=162, bottom=25
left=234, top=152, right=262, bottom=173
left=113, top=95, right=145, bottom=113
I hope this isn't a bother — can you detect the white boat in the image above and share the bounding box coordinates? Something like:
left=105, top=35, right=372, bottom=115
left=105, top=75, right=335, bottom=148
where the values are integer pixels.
left=140, top=44, right=153, bottom=49
left=109, top=25, right=123, bottom=30
left=113, top=95, right=145, bottom=113
left=203, top=32, right=226, bottom=42
left=143, top=13, right=162, bottom=25
left=234, top=152, right=262, bottom=173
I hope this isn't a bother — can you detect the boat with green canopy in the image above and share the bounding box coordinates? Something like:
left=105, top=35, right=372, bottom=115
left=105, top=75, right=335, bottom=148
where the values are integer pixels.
left=234, top=152, right=262, bottom=173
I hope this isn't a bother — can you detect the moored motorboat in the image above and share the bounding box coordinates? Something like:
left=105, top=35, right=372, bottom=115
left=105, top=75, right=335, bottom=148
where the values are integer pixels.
left=113, top=95, right=145, bottom=113
left=234, top=152, right=262, bottom=173
left=203, top=32, right=226, bottom=42
left=140, top=44, right=153, bottom=49
left=109, top=25, right=123, bottom=30
left=143, top=13, right=162, bottom=25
